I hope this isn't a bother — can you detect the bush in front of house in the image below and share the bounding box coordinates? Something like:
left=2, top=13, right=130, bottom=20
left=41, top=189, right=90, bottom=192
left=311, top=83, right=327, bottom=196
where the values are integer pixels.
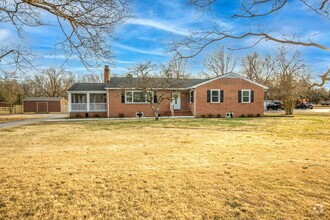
left=208, top=113, right=213, bottom=118
left=200, top=114, right=206, bottom=118
left=216, top=114, right=221, bottom=118
left=240, top=114, right=245, bottom=118
left=118, top=113, right=125, bottom=118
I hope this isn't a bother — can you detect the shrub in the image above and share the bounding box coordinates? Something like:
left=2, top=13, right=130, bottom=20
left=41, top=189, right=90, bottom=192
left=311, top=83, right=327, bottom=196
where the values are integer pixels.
left=76, top=114, right=82, bottom=118
left=118, top=113, right=125, bottom=118
left=216, top=114, right=221, bottom=118
left=241, top=114, right=245, bottom=118
left=256, top=113, right=261, bottom=117
left=208, top=113, right=213, bottom=118
left=247, top=114, right=254, bottom=117
left=200, top=114, right=206, bottom=118
left=94, top=114, right=100, bottom=118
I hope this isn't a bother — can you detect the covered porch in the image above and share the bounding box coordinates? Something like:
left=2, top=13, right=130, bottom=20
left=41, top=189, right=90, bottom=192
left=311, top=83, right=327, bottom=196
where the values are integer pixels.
left=68, top=92, right=106, bottom=113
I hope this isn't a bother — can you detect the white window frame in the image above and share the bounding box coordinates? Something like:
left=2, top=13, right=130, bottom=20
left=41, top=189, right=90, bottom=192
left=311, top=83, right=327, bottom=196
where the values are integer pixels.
left=125, top=90, right=152, bottom=104
left=210, top=89, right=220, bottom=103
left=241, top=89, right=251, bottom=103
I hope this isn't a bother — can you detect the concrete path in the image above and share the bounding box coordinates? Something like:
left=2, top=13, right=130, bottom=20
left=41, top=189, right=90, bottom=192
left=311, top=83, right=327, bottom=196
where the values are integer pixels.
left=0, top=114, right=67, bottom=129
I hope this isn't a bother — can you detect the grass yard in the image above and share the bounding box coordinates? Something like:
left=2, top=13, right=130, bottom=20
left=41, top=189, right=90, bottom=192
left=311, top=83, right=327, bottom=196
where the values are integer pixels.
left=0, top=114, right=329, bottom=219
left=0, top=114, right=46, bottom=124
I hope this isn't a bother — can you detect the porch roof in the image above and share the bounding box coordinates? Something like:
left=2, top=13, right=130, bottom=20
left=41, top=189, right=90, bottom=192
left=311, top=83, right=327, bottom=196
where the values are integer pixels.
left=67, top=83, right=106, bottom=92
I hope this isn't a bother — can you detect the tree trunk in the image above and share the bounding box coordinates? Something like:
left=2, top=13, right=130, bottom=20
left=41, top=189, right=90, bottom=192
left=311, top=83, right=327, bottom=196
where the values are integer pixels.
left=284, top=100, right=293, bottom=115
left=154, top=111, right=159, bottom=121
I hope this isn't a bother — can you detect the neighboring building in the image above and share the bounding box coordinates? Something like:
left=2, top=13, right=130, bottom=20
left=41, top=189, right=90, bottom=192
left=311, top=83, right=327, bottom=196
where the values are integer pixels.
left=23, top=97, right=67, bottom=113
left=67, top=66, right=268, bottom=118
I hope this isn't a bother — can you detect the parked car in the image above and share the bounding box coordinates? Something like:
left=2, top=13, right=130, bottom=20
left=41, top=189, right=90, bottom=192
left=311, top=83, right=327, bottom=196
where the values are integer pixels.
left=320, top=101, right=330, bottom=106
left=266, top=101, right=284, bottom=110
left=295, top=102, right=314, bottom=109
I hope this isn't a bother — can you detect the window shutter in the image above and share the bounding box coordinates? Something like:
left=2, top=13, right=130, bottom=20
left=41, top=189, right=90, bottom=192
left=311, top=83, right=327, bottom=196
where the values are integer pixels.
left=121, top=92, right=125, bottom=103
left=238, top=90, right=241, bottom=103
left=251, top=90, right=254, bottom=103
left=220, top=90, right=224, bottom=103
left=153, top=92, right=158, bottom=103
left=207, top=90, right=210, bottom=103
left=190, top=91, right=194, bottom=103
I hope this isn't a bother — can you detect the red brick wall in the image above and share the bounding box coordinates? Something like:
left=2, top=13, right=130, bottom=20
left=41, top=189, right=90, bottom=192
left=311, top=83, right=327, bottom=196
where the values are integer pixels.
left=108, top=90, right=172, bottom=117
left=195, top=78, right=265, bottom=117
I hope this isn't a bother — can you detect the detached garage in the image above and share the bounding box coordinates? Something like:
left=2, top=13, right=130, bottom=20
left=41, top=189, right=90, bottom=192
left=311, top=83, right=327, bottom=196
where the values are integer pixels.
left=23, top=97, right=67, bottom=113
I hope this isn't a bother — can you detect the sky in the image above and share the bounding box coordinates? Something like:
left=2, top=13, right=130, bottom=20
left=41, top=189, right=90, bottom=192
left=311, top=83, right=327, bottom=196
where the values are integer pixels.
left=1, top=0, right=329, bottom=87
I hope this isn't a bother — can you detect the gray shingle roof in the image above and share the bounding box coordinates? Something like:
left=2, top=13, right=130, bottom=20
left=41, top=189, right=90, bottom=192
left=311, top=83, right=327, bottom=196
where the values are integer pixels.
left=23, top=97, right=64, bottom=101
left=105, top=77, right=208, bottom=89
left=67, top=83, right=106, bottom=91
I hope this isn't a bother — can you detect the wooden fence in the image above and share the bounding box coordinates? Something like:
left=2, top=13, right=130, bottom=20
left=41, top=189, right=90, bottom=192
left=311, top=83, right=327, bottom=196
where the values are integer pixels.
left=0, top=105, right=23, bottom=114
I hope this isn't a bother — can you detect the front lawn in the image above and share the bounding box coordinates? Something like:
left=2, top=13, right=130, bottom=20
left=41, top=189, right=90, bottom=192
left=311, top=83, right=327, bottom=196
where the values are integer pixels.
left=0, top=115, right=329, bottom=219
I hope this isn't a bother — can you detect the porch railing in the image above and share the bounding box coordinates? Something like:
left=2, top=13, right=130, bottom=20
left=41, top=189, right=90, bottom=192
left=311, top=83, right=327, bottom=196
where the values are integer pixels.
left=90, top=103, right=106, bottom=111
left=71, top=103, right=106, bottom=112
left=71, top=103, right=87, bottom=111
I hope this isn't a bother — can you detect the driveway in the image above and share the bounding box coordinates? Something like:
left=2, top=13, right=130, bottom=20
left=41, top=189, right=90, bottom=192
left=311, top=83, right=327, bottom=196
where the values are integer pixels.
left=0, top=114, right=67, bottom=129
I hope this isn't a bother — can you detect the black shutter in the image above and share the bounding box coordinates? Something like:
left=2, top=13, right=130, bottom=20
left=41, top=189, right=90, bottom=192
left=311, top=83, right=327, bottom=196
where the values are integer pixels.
left=251, top=90, right=254, bottom=103
left=153, top=92, right=158, bottom=103
left=191, top=91, right=194, bottom=103
left=238, top=90, right=241, bottom=103
left=121, top=91, right=125, bottom=103
left=220, top=90, right=224, bottom=103
left=207, top=90, right=210, bottom=103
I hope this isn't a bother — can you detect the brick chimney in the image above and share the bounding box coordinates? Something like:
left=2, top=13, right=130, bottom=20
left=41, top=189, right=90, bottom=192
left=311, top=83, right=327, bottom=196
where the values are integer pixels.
left=104, top=65, right=110, bottom=83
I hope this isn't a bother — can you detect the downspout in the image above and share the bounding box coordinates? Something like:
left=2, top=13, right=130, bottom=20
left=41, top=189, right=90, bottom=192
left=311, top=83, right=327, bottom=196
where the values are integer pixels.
left=106, top=89, right=110, bottom=118
left=194, top=88, right=197, bottom=117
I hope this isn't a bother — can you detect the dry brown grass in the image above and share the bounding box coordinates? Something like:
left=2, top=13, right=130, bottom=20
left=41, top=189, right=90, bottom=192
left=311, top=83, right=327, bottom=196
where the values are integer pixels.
left=0, top=114, right=46, bottom=124
left=0, top=114, right=329, bottom=219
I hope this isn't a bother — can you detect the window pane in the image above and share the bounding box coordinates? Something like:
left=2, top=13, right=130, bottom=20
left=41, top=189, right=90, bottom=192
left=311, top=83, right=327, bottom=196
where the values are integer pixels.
left=126, top=91, right=132, bottom=103
left=243, top=91, right=249, bottom=97
left=243, top=96, right=249, bottom=102
left=133, top=91, right=146, bottom=103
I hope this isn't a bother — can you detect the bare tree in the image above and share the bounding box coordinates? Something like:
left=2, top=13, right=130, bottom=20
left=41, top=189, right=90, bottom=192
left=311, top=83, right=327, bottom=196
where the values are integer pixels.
left=126, top=60, right=188, bottom=120
left=78, top=74, right=103, bottom=83
left=272, top=47, right=310, bottom=115
left=172, top=0, right=329, bottom=84
left=0, top=0, right=132, bottom=74
left=32, top=68, right=75, bottom=97
left=241, top=52, right=275, bottom=84
left=0, top=79, right=22, bottom=113
left=202, top=46, right=238, bottom=78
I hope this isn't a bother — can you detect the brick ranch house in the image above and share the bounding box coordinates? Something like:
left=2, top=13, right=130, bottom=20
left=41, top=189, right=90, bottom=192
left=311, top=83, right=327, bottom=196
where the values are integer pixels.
left=67, top=66, right=268, bottom=118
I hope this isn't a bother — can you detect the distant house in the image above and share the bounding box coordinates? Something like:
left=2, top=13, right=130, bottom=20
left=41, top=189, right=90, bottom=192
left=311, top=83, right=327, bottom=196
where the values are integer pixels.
left=67, top=66, right=268, bottom=118
left=23, top=97, right=67, bottom=113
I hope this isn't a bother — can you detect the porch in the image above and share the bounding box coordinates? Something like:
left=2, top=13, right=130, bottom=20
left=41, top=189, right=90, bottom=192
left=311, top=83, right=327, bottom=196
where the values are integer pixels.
left=170, top=90, right=194, bottom=117
left=68, top=92, right=106, bottom=112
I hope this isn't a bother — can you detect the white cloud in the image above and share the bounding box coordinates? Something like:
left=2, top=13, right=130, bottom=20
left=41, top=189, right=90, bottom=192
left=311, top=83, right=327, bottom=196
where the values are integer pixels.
left=0, top=29, right=10, bottom=41
left=113, top=42, right=166, bottom=56
left=126, top=18, right=190, bottom=36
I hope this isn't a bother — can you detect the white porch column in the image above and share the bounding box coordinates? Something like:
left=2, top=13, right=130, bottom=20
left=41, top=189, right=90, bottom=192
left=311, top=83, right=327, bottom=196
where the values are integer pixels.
left=68, top=93, right=72, bottom=112
left=87, top=93, right=90, bottom=112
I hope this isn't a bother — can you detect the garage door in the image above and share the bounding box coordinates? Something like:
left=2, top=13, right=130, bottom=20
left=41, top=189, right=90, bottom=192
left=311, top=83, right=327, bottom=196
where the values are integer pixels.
left=37, top=102, right=48, bottom=113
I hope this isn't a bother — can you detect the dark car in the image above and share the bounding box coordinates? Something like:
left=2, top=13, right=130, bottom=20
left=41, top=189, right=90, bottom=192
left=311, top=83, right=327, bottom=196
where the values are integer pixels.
left=295, top=102, right=314, bottom=109
left=266, top=101, right=284, bottom=110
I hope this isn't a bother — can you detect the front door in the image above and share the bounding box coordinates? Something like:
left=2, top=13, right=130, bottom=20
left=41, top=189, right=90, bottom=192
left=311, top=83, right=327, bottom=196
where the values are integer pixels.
left=172, top=92, right=181, bottom=110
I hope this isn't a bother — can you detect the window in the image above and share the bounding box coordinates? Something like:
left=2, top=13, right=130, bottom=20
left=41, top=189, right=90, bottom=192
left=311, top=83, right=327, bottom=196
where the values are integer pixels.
left=242, top=90, right=251, bottom=103
left=125, top=91, right=151, bottom=103
left=211, top=89, right=220, bottom=103
left=90, top=94, right=106, bottom=103
left=72, top=94, right=86, bottom=103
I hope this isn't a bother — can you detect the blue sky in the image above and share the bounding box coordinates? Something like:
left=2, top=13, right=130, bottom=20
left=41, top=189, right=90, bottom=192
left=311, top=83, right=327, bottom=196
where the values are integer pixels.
left=1, top=0, right=329, bottom=87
